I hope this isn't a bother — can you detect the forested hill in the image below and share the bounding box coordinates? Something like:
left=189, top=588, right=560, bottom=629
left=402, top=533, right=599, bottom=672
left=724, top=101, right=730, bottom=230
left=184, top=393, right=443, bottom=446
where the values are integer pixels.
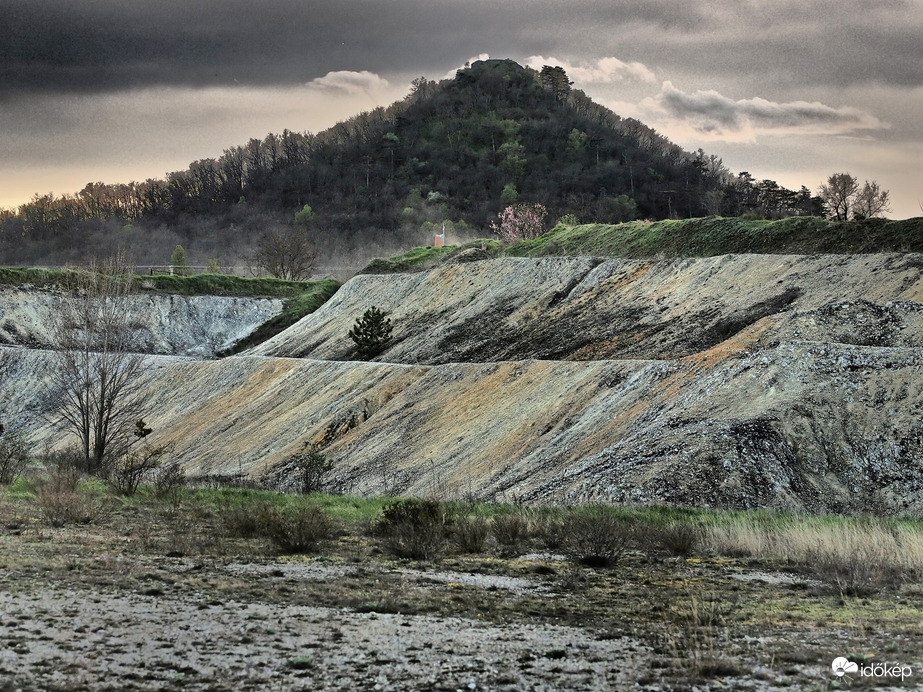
left=1, top=59, right=820, bottom=266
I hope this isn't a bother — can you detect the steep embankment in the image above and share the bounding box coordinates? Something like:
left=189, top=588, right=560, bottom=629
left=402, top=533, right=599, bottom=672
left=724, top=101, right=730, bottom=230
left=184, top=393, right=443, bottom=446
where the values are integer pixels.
left=250, top=254, right=923, bottom=362
left=4, top=252, right=922, bottom=513
left=4, top=340, right=921, bottom=513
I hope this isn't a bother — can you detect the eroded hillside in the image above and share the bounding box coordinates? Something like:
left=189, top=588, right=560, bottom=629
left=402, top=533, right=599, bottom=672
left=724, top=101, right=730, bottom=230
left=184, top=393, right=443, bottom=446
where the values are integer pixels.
left=3, top=252, right=922, bottom=513
left=250, top=254, right=923, bottom=362
left=0, top=288, right=282, bottom=357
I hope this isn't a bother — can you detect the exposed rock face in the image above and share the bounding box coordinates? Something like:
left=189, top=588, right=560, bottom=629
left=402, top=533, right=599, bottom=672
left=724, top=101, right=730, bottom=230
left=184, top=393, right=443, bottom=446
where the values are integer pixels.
left=3, top=253, right=922, bottom=513
left=0, top=288, right=282, bottom=357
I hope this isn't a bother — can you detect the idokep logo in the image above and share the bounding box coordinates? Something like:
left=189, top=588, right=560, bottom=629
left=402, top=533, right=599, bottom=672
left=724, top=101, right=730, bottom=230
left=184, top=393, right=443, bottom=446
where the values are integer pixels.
left=832, top=656, right=913, bottom=682
left=832, top=657, right=858, bottom=677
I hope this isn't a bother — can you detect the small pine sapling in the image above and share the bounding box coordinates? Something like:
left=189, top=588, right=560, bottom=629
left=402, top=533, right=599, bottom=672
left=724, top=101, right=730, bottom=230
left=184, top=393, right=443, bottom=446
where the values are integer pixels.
left=348, top=306, right=393, bottom=360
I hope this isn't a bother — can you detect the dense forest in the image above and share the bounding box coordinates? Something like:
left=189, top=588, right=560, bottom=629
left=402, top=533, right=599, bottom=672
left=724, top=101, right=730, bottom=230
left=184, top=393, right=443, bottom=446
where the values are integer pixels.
left=0, top=59, right=823, bottom=269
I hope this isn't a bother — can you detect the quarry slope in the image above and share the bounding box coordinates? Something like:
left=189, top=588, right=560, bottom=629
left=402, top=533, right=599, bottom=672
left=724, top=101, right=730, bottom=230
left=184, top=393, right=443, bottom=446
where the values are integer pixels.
left=249, top=254, right=923, bottom=362
left=0, top=288, right=282, bottom=357
left=3, top=252, right=922, bottom=513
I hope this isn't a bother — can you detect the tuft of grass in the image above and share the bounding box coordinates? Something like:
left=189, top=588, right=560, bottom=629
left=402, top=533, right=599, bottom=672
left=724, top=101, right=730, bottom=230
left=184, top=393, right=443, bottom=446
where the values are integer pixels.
left=664, top=582, right=741, bottom=680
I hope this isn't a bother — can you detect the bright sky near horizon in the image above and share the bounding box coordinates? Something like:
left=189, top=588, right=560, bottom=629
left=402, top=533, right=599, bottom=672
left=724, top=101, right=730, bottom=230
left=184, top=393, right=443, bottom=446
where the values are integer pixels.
left=2, top=0, right=921, bottom=219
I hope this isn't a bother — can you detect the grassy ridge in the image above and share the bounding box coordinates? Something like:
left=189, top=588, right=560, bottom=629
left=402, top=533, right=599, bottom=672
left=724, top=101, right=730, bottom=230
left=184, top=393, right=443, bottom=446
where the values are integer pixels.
left=361, top=216, right=923, bottom=273
left=359, top=239, right=504, bottom=274
left=0, top=267, right=337, bottom=299
left=511, top=216, right=923, bottom=258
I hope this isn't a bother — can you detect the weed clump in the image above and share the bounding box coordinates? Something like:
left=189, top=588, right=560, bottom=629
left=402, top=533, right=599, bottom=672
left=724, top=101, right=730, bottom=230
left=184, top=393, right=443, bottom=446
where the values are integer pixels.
left=562, top=508, right=634, bottom=568
left=377, top=498, right=446, bottom=560
left=533, top=514, right=567, bottom=551
left=218, top=499, right=277, bottom=539
left=650, top=521, right=701, bottom=557
left=491, top=512, right=531, bottom=557
left=264, top=504, right=335, bottom=554
left=453, top=514, right=490, bottom=554
left=35, top=471, right=110, bottom=527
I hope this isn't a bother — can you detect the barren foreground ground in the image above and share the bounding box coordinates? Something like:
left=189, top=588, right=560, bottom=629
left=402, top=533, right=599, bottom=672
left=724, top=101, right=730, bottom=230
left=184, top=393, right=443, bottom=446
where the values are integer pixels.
left=1, top=485, right=921, bottom=691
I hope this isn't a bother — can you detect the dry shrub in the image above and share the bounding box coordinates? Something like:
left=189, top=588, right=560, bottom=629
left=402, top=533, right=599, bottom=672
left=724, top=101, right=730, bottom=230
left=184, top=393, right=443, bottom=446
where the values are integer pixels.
left=377, top=498, right=447, bottom=560
left=562, top=508, right=634, bottom=568
left=649, top=521, right=701, bottom=557
left=105, top=444, right=171, bottom=497
left=0, top=430, right=28, bottom=485
left=453, top=514, right=490, bottom=554
left=153, top=461, right=186, bottom=500
left=217, top=499, right=277, bottom=539
left=534, top=514, right=567, bottom=551
left=42, top=446, right=85, bottom=478
left=491, top=512, right=531, bottom=557
left=35, top=471, right=110, bottom=527
left=264, top=504, right=334, bottom=554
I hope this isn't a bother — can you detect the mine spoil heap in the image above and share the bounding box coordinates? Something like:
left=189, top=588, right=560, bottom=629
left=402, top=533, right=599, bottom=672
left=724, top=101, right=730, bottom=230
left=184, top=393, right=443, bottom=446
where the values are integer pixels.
left=2, top=252, right=922, bottom=513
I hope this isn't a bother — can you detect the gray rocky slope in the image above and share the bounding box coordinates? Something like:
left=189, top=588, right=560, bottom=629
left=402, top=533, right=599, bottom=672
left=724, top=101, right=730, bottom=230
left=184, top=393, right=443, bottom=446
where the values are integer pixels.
left=3, top=253, right=922, bottom=513
left=0, top=287, right=282, bottom=357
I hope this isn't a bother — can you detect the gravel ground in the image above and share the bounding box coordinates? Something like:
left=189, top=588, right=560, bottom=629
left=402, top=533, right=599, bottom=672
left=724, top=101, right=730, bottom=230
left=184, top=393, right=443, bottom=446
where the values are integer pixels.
left=0, top=583, right=645, bottom=691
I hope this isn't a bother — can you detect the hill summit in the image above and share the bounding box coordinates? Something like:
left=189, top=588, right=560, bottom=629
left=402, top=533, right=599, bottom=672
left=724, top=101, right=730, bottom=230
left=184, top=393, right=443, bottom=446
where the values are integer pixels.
left=1, top=59, right=817, bottom=267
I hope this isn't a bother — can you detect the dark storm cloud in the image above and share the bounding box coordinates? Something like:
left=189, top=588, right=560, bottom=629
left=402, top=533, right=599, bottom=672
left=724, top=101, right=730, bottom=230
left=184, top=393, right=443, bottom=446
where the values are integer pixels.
left=0, top=0, right=498, bottom=95
left=4, top=0, right=921, bottom=98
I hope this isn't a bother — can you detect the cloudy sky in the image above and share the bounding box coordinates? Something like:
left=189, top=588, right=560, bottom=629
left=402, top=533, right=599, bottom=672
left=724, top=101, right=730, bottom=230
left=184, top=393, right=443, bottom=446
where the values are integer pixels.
left=3, top=0, right=921, bottom=218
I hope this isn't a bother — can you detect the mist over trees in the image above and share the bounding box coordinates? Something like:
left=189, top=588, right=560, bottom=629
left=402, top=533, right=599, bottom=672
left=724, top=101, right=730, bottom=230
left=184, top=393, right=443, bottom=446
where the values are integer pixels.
left=2, top=59, right=836, bottom=269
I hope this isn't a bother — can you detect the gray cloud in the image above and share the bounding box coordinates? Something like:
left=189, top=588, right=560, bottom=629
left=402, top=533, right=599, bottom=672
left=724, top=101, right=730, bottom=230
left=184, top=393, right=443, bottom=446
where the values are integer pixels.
left=306, top=71, right=391, bottom=96
left=656, top=81, right=889, bottom=137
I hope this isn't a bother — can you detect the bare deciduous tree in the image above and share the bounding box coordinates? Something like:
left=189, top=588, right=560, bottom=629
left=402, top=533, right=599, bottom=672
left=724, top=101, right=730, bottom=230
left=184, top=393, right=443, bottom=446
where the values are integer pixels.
left=0, top=349, right=28, bottom=485
left=819, top=173, right=859, bottom=221
left=253, top=226, right=317, bottom=281
left=47, top=255, right=147, bottom=473
left=853, top=181, right=891, bottom=219
left=819, top=173, right=891, bottom=221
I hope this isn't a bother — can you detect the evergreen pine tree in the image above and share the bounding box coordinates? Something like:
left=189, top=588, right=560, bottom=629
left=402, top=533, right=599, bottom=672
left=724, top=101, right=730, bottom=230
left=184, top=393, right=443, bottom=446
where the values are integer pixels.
left=348, top=307, right=393, bottom=360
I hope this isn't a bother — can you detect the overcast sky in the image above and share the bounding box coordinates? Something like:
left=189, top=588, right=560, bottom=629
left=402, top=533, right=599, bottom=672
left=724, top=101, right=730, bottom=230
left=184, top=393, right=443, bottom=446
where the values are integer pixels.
left=3, top=0, right=921, bottom=218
